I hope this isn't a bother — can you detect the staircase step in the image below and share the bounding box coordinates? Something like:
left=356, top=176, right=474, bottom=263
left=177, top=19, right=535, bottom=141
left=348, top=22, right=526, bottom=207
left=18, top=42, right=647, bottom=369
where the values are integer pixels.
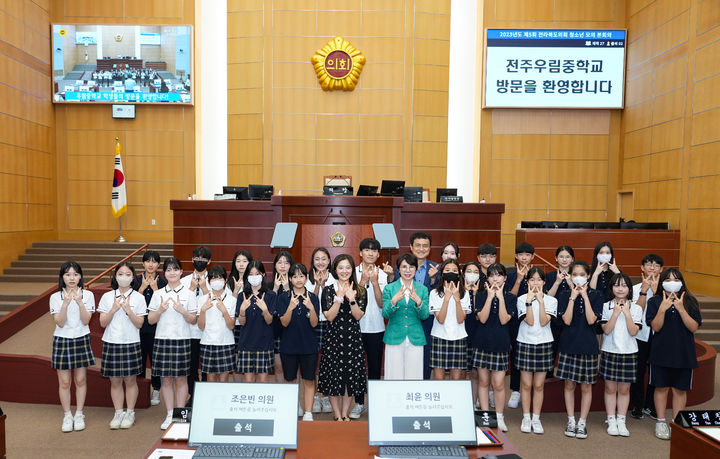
left=4, top=267, right=142, bottom=276
left=32, top=241, right=172, bottom=249
left=695, top=329, right=720, bottom=341
left=17, top=254, right=162, bottom=262
left=25, top=247, right=172, bottom=256
left=702, top=341, right=720, bottom=352
left=0, top=274, right=113, bottom=283
left=0, top=301, right=23, bottom=311
left=0, top=293, right=37, bottom=302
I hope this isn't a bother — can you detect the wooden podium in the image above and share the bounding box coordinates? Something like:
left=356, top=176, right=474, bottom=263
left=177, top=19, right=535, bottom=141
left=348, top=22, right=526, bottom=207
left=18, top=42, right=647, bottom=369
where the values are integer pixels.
left=170, top=196, right=505, bottom=268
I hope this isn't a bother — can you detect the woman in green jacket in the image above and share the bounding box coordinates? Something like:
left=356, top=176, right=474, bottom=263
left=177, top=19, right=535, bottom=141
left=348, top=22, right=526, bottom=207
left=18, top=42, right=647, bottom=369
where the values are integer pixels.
left=382, top=253, right=430, bottom=380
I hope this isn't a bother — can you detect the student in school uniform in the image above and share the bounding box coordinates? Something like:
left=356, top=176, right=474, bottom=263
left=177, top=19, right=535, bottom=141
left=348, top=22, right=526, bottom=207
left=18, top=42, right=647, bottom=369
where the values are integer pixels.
left=555, top=260, right=603, bottom=439
left=353, top=238, right=388, bottom=419
left=318, top=254, right=368, bottom=421
left=476, top=244, right=498, bottom=285
left=98, top=262, right=146, bottom=430
left=472, top=263, right=516, bottom=432
left=228, top=250, right=253, bottom=383
left=430, top=259, right=471, bottom=381
left=600, top=272, right=643, bottom=437
left=463, top=261, right=482, bottom=407
left=646, top=268, right=702, bottom=440
left=515, top=267, right=557, bottom=434
left=306, top=247, right=336, bottom=414
left=544, top=245, right=575, bottom=380
left=50, top=261, right=96, bottom=433
left=441, top=242, right=459, bottom=261
left=383, top=253, right=430, bottom=380
left=277, top=263, right=320, bottom=421
left=630, top=254, right=663, bottom=419
left=148, top=257, right=198, bottom=430
left=269, top=250, right=294, bottom=382
left=392, top=232, right=438, bottom=380
left=197, top=265, right=237, bottom=383
left=180, top=245, right=213, bottom=404
left=590, top=241, right=621, bottom=301
left=474, top=243, right=498, bottom=406
left=136, top=250, right=167, bottom=407
left=236, top=260, right=277, bottom=383
left=506, top=242, right=535, bottom=409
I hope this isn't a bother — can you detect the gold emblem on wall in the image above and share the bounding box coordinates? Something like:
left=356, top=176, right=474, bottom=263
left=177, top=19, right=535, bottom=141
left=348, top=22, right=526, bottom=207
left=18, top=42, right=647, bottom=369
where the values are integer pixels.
left=311, top=36, right=365, bottom=91
left=330, top=231, right=347, bottom=247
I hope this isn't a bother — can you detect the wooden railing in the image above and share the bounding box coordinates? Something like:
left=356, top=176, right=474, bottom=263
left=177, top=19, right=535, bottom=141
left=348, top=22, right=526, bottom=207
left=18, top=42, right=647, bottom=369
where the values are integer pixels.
left=85, top=243, right=149, bottom=288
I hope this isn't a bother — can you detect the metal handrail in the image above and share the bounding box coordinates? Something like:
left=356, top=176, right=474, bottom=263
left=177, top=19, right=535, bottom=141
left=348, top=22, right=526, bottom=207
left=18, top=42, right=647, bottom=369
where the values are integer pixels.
left=85, top=243, right=150, bottom=288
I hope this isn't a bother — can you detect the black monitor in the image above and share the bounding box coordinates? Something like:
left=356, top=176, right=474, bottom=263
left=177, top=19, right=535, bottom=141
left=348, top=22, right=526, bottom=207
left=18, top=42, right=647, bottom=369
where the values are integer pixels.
left=594, top=222, right=621, bottom=229
left=541, top=221, right=568, bottom=229
left=567, top=221, right=594, bottom=229
left=521, top=221, right=543, bottom=228
left=404, top=186, right=422, bottom=202
left=322, top=185, right=353, bottom=196
left=436, top=188, right=457, bottom=202
left=248, top=184, right=273, bottom=200
left=380, top=180, right=405, bottom=197
left=357, top=185, right=378, bottom=196
left=222, top=186, right=249, bottom=200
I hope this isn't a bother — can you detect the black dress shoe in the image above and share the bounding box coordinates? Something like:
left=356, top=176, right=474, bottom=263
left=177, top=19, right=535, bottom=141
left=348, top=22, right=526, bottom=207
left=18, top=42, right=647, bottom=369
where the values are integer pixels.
left=630, top=407, right=644, bottom=419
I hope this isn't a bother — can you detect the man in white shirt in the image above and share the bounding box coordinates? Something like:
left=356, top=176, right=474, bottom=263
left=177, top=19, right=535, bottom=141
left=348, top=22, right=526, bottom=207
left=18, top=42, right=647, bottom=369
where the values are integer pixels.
left=630, top=254, right=663, bottom=419
left=351, top=238, right=388, bottom=419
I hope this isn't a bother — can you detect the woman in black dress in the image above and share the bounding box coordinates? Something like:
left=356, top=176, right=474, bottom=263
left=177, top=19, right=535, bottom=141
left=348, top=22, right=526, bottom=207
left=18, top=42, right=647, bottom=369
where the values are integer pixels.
left=317, top=254, right=367, bottom=421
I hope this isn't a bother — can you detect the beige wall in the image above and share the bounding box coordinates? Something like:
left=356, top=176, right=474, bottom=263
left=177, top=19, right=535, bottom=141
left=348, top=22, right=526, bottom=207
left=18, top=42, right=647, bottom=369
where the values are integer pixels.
left=623, top=0, right=720, bottom=296
left=52, top=0, right=196, bottom=243
left=479, top=0, right=626, bottom=263
left=227, top=0, right=451, bottom=199
left=0, top=0, right=57, bottom=272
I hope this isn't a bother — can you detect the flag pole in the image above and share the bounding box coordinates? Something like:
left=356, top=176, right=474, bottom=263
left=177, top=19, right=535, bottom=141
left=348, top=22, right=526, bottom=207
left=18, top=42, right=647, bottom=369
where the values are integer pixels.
left=114, top=137, right=126, bottom=242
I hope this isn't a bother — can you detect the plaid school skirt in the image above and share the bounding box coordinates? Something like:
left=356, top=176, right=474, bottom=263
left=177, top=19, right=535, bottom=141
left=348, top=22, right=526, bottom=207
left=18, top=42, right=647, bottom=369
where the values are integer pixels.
left=52, top=334, right=95, bottom=370
left=100, top=342, right=142, bottom=378
left=315, top=321, right=327, bottom=351
left=515, top=342, right=554, bottom=373
left=236, top=349, right=274, bottom=374
left=200, top=344, right=235, bottom=374
left=152, top=339, right=191, bottom=378
left=430, top=336, right=467, bottom=370
left=472, top=349, right=510, bottom=372
left=600, top=351, right=637, bottom=383
left=556, top=352, right=598, bottom=385
left=466, top=345, right=476, bottom=371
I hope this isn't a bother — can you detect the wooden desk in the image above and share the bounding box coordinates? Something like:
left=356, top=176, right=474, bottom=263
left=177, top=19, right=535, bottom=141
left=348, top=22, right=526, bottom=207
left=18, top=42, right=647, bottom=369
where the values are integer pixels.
left=97, top=58, right=143, bottom=70
left=516, top=228, right=680, bottom=276
left=171, top=197, right=504, bottom=268
left=670, top=424, right=720, bottom=459
left=145, top=421, right=517, bottom=458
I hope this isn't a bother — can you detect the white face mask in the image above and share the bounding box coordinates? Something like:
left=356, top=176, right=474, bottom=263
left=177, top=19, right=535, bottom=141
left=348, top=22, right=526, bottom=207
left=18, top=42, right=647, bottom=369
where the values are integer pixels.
left=465, top=273, right=480, bottom=284
left=248, top=274, right=263, bottom=287
left=663, top=280, right=683, bottom=293
left=597, top=253, right=612, bottom=264
left=116, top=276, right=133, bottom=288
left=572, top=276, right=588, bottom=287
left=210, top=280, right=225, bottom=291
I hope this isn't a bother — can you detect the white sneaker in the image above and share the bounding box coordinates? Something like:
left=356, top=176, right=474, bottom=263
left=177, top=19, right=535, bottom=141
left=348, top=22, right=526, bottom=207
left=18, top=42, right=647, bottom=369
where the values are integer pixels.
left=298, top=401, right=304, bottom=417
left=321, top=396, right=332, bottom=413
left=564, top=419, right=576, bottom=438
left=655, top=422, right=670, bottom=440
left=150, top=389, right=161, bottom=406
left=489, top=391, right=495, bottom=409
left=531, top=418, right=544, bottom=434
left=617, top=418, right=629, bottom=437
left=109, top=411, right=124, bottom=429
left=302, top=412, right=314, bottom=421
left=161, top=413, right=173, bottom=430
left=120, top=411, right=135, bottom=429
left=496, top=415, right=508, bottom=432
left=520, top=417, right=531, bottom=433
left=607, top=417, right=619, bottom=436
left=508, top=391, right=520, bottom=409
left=61, top=413, right=74, bottom=433
left=312, top=397, right=322, bottom=413
left=73, top=413, right=86, bottom=431
left=349, top=403, right=365, bottom=419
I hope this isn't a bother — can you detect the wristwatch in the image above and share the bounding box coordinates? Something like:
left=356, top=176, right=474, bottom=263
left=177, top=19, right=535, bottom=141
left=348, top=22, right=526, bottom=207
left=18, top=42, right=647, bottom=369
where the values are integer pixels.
left=638, top=292, right=647, bottom=296
left=350, top=300, right=357, bottom=305
left=525, top=302, right=532, bottom=306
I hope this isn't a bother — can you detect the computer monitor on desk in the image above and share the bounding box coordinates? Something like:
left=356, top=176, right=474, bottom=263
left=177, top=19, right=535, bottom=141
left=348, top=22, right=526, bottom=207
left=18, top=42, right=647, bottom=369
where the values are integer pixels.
left=357, top=185, right=378, bottom=196
left=248, top=184, right=273, bottom=201
left=436, top=188, right=457, bottom=202
left=380, top=180, right=405, bottom=197
left=222, top=186, right=249, bottom=200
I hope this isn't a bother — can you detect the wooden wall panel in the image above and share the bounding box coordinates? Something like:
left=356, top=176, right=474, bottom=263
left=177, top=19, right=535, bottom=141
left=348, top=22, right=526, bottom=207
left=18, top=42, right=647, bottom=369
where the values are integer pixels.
left=0, top=0, right=57, bottom=273
left=622, top=0, right=720, bottom=296
left=51, top=1, right=195, bottom=243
